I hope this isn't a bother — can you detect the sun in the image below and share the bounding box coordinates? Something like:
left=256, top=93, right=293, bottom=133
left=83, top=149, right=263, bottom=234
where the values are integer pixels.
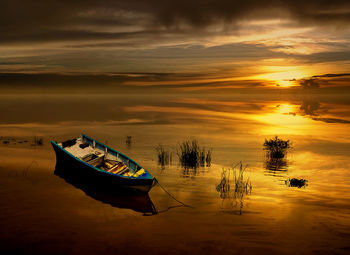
left=276, top=80, right=295, bottom=87
left=251, top=64, right=310, bottom=88
left=262, top=70, right=307, bottom=87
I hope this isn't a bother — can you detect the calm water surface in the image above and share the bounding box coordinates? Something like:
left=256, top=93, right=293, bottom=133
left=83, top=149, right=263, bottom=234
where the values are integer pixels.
left=0, top=93, right=349, bottom=254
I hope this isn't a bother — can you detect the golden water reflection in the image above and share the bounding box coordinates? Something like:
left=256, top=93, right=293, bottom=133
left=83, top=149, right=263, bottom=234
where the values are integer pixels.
left=0, top=93, right=349, bottom=254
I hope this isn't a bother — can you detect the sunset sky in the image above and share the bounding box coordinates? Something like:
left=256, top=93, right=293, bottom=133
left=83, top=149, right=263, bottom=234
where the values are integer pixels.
left=1, top=0, right=350, bottom=91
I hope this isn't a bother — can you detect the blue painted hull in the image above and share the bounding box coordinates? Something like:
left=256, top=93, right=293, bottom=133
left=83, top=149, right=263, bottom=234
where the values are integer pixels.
left=51, top=136, right=155, bottom=193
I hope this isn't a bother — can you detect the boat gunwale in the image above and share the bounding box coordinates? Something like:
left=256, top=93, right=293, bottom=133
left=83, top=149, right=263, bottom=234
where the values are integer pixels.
left=82, top=134, right=143, bottom=172
left=51, top=135, right=153, bottom=180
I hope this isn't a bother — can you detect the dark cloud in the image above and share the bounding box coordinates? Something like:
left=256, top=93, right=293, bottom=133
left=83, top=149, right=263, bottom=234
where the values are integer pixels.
left=0, top=72, right=163, bottom=87
left=0, top=43, right=286, bottom=73
left=311, top=117, right=350, bottom=124
left=1, top=0, right=350, bottom=43
left=298, top=78, right=322, bottom=89
left=0, top=72, right=273, bottom=93
left=0, top=30, right=148, bottom=44
left=313, top=73, right=350, bottom=78
left=295, top=73, right=350, bottom=90
left=302, top=51, right=350, bottom=64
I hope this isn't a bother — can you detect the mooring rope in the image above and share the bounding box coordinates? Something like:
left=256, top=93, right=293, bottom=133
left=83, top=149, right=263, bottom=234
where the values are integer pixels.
left=154, top=178, right=192, bottom=208
left=23, top=160, right=39, bottom=176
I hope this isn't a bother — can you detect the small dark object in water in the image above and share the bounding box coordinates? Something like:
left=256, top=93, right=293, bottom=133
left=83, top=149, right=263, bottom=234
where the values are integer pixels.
left=62, top=138, right=77, bottom=148
left=285, top=178, right=308, bottom=188
left=79, top=142, right=90, bottom=149
left=3, top=141, right=9, bottom=144
left=126, top=136, right=132, bottom=147
left=33, top=136, right=43, bottom=146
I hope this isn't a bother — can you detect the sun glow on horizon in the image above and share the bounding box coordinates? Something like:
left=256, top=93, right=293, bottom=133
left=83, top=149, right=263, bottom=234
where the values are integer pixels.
left=251, top=65, right=311, bottom=87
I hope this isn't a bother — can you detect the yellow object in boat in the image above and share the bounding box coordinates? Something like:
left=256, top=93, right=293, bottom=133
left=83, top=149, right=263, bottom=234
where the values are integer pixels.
left=133, top=168, right=145, bottom=177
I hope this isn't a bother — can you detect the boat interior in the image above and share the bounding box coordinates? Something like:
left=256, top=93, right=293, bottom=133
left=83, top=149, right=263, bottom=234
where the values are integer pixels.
left=58, top=137, right=145, bottom=177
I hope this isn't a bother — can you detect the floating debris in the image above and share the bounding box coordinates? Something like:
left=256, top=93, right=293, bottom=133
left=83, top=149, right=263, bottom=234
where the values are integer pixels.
left=33, top=136, right=43, bottom=146
left=0, top=136, right=42, bottom=146
left=126, top=136, right=132, bottom=147
left=285, top=178, right=308, bottom=188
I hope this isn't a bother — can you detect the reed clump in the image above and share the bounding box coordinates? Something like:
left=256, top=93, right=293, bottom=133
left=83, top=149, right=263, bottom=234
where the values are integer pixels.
left=178, top=140, right=212, bottom=168
left=233, top=162, right=252, bottom=196
left=33, top=136, right=43, bottom=146
left=216, top=162, right=252, bottom=214
left=216, top=168, right=231, bottom=198
left=263, top=136, right=291, bottom=159
left=156, top=145, right=172, bottom=167
left=216, top=162, right=252, bottom=197
left=285, top=178, right=308, bottom=188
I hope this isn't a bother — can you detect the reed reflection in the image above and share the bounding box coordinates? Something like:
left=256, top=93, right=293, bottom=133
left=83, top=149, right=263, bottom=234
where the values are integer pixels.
left=181, top=167, right=210, bottom=178
left=216, top=163, right=252, bottom=215
left=264, top=158, right=288, bottom=176
left=54, top=165, right=157, bottom=216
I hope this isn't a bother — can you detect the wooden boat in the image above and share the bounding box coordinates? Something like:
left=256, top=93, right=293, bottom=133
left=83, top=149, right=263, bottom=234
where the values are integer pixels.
left=51, top=134, right=156, bottom=193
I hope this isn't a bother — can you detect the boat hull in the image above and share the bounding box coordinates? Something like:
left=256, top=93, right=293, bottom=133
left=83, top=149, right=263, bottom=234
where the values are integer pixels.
left=51, top=141, right=155, bottom=193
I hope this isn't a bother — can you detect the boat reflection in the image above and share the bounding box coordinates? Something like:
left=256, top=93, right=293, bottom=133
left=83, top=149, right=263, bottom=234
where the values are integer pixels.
left=54, top=166, right=157, bottom=216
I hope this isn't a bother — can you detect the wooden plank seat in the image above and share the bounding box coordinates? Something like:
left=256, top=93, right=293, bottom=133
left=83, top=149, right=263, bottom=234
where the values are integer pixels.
left=102, top=161, right=130, bottom=175
left=86, top=155, right=104, bottom=167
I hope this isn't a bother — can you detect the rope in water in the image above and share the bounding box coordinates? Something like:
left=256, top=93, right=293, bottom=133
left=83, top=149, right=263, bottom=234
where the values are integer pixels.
left=154, top=178, right=192, bottom=208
